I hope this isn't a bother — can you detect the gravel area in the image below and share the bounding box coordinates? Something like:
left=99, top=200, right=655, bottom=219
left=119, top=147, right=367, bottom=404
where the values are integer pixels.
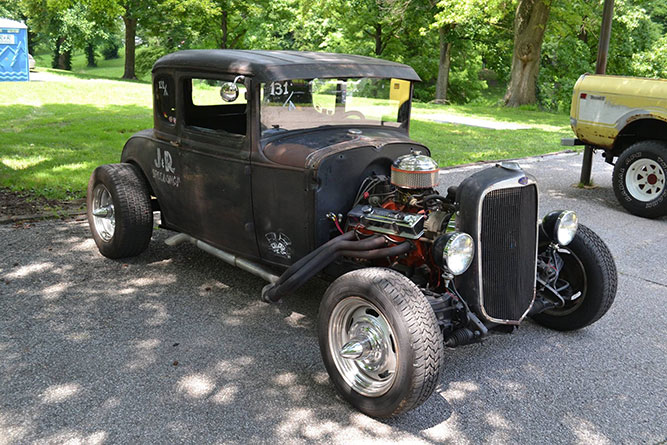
left=1, top=152, right=665, bottom=444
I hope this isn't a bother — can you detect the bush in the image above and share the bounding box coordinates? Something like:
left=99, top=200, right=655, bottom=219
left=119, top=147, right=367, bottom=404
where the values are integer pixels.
left=101, top=36, right=122, bottom=60
left=135, top=46, right=170, bottom=78
left=631, top=35, right=667, bottom=78
left=446, top=40, right=488, bottom=104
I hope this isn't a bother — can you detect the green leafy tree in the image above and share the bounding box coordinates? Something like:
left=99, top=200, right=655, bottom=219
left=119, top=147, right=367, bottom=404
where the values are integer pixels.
left=88, top=0, right=159, bottom=78
left=538, top=0, right=663, bottom=110
left=432, top=0, right=506, bottom=103
left=306, top=0, right=410, bottom=56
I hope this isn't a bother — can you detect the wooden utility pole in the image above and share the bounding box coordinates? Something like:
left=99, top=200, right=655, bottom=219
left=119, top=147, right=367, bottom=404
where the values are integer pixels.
left=580, top=0, right=614, bottom=186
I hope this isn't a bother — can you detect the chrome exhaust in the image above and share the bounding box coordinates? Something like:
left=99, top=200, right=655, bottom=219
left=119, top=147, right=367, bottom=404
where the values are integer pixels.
left=165, top=233, right=280, bottom=284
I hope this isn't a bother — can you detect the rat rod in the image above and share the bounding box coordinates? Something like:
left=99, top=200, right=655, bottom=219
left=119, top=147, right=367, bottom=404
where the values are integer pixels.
left=86, top=50, right=617, bottom=417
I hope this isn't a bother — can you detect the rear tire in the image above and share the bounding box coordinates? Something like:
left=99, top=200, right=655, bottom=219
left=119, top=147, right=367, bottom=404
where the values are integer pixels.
left=613, top=140, right=667, bottom=218
left=531, top=225, right=617, bottom=331
left=318, top=268, right=444, bottom=417
left=87, top=163, right=153, bottom=259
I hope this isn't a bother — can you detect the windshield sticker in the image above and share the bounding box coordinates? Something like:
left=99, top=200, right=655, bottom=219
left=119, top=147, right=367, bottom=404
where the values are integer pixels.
left=266, top=232, right=292, bottom=259
left=269, top=81, right=289, bottom=96
left=282, top=91, right=296, bottom=110
left=158, top=80, right=169, bottom=96
left=152, top=148, right=180, bottom=187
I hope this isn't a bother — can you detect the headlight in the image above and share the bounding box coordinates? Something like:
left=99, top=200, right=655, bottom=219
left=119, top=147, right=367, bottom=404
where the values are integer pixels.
left=542, top=210, right=578, bottom=245
left=433, top=232, right=475, bottom=276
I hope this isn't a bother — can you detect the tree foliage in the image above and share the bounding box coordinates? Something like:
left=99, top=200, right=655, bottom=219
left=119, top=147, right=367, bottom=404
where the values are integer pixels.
left=7, top=0, right=667, bottom=109
left=538, top=0, right=665, bottom=110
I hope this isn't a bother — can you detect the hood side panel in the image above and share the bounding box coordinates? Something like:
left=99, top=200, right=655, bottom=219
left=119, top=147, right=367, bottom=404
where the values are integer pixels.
left=314, top=143, right=426, bottom=247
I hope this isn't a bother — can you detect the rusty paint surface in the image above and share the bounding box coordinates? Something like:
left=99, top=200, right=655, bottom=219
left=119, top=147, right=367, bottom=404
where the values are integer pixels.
left=570, top=74, right=667, bottom=150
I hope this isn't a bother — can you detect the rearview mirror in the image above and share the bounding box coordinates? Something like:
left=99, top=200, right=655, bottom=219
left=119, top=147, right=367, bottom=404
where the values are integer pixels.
left=220, top=83, right=239, bottom=102
left=220, top=75, right=245, bottom=102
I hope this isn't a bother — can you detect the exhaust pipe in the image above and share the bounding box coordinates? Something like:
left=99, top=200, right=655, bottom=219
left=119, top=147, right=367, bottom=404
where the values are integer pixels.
left=165, top=231, right=412, bottom=304
left=262, top=234, right=412, bottom=303
left=165, top=233, right=280, bottom=284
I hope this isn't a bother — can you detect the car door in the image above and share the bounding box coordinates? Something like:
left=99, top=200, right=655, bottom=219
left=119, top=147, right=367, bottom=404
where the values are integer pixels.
left=174, top=74, right=258, bottom=258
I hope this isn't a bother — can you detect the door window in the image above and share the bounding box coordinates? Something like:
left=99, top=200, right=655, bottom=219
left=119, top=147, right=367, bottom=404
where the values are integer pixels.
left=183, top=78, right=247, bottom=136
left=154, top=75, right=176, bottom=125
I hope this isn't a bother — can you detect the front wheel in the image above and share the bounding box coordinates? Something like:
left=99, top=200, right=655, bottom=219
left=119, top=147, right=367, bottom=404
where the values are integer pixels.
left=532, top=225, right=617, bottom=331
left=613, top=140, right=667, bottom=218
left=318, top=268, right=444, bottom=417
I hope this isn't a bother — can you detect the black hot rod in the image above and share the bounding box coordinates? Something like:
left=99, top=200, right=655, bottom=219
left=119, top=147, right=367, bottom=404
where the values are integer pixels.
left=87, top=50, right=617, bottom=417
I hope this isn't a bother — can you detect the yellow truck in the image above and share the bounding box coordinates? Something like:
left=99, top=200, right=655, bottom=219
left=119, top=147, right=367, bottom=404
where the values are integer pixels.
left=568, top=74, right=667, bottom=218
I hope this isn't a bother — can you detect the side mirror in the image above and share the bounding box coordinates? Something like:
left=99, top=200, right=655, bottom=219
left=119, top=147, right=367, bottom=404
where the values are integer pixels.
left=220, top=75, right=245, bottom=102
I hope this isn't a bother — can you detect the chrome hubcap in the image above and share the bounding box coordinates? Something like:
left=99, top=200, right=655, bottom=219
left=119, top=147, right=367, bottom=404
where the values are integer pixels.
left=92, top=184, right=115, bottom=242
left=328, top=297, right=398, bottom=397
left=626, top=158, right=665, bottom=202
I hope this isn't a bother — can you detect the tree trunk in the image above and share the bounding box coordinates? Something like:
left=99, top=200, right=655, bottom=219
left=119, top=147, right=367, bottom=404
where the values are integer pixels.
left=504, top=0, right=552, bottom=107
left=221, top=10, right=228, bottom=49
left=374, top=24, right=382, bottom=55
left=52, top=37, right=62, bottom=69
left=86, top=42, right=97, bottom=67
left=122, top=15, right=138, bottom=79
left=52, top=36, right=71, bottom=70
left=434, top=26, right=453, bottom=104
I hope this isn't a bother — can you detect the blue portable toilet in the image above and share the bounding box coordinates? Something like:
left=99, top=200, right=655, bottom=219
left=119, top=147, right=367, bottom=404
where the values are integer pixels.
left=0, top=18, right=29, bottom=82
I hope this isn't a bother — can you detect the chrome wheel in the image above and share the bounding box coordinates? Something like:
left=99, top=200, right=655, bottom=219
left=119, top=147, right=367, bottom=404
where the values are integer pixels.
left=625, top=158, right=665, bottom=202
left=91, top=184, right=115, bottom=242
left=328, top=297, right=398, bottom=397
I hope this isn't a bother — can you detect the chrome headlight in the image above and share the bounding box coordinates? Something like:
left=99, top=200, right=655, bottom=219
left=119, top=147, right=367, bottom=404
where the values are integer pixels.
left=542, top=210, right=578, bottom=246
left=433, top=232, right=475, bottom=276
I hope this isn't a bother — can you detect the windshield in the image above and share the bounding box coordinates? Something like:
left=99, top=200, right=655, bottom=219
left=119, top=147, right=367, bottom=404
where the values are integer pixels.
left=260, top=78, right=411, bottom=137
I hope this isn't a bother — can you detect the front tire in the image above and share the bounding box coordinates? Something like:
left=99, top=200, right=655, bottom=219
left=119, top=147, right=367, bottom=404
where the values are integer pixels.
left=87, top=163, right=153, bottom=259
left=532, top=225, right=617, bottom=331
left=318, top=268, right=444, bottom=417
left=613, top=140, right=667, bottom=218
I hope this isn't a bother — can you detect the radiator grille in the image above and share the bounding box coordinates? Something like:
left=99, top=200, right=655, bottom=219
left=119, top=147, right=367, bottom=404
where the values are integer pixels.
left=480, top=186, right=537, bottom=321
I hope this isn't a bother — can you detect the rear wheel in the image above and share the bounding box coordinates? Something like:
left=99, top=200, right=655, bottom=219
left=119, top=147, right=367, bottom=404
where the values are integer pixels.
left=87, top=163, right=153, bottom=259
left=613, top=140, right=667, bottom=218
left=318, top=268, right=444, bottom=417
left=532, top=225, right=617, bottom=331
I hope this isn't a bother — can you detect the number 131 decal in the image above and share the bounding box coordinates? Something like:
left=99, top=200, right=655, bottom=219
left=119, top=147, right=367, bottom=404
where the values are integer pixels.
left=269, top=81, right=289, bottom=96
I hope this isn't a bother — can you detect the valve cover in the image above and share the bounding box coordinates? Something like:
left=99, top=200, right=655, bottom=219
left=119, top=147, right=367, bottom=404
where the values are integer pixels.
left=346, top=205, right=425, bottom=239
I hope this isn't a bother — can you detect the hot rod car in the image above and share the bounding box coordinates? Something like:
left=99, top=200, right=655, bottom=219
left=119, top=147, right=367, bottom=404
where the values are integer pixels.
left=87, top=50, right=617, bottom=417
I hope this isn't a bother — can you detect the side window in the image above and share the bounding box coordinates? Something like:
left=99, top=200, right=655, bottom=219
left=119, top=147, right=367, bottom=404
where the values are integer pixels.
left=154, top=75, right=176, bottom=124
left=183, top=77, right=247, bottom=136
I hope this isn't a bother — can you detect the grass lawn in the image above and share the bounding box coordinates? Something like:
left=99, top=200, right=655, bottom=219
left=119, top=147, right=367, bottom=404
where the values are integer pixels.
left=411, top=119, right=571, bottom=167
left=1, top=72, right=152, bottom=200
left=1, top=69, right=573, bottom=201
left=33, top=51, right=151, bottom=82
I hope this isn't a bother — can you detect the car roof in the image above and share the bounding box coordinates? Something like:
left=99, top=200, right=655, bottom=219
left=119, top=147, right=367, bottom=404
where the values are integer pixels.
left=153, top=50, right=421, bottom=82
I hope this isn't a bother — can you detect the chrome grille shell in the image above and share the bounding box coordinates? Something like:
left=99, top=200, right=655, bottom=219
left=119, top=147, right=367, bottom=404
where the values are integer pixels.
left=456, top=164, right=539, bottom=325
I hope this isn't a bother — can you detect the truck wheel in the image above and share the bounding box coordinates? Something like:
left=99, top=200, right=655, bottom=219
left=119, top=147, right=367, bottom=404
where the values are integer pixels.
left=532, top=225, right=617, bottom=331
left=87, top=163, right=153, bottom=259
left=613, top=140, right=667, bottom=218
left=318, top=268, right=444, bottom=417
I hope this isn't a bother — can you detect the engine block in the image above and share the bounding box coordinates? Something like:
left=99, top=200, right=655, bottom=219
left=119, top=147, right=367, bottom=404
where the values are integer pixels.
left=346, top=205, right=425, bottom=239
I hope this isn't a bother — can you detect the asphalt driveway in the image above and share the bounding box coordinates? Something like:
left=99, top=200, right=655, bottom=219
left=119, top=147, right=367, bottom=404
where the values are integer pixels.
left=1, top=153, right=665, bottom=444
